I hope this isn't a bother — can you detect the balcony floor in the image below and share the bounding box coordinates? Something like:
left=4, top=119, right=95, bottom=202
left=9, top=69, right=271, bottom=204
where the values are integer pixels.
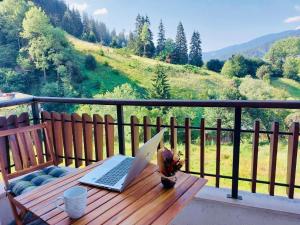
left=171, top=187, right=300, bottom=225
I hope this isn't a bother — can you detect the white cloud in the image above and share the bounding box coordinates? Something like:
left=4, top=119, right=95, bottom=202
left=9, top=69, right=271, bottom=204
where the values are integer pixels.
left=295, top=26, right=300, bottom=30
left=284, top=16, right=300, bottom=23
left=66, top=1, right=88, bottom=12
left=93, top=8, right=108, bottom=16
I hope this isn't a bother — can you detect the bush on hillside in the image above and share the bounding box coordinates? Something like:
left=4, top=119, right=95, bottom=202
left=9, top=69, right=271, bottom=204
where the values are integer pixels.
left=206, top=59, right=224, bottom=72
left=85, top=54, right=97, bottom=70
left=221, top=55, right=248, bottom=77
left=256, top=64, right=273, bottom=80
left=283, top=57, right=300, bottom=80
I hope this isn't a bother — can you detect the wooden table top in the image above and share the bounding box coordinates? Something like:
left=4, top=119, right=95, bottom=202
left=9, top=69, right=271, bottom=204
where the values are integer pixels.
left=15, top=161, right=207, bottom=225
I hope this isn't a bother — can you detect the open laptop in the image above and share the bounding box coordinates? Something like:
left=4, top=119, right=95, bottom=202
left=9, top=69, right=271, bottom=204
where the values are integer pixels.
left=79, top=128, right=166, bottom=192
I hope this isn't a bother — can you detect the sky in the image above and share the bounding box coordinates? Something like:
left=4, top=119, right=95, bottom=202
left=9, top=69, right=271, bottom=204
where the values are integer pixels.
left=65, top=0, right=300, bottom=52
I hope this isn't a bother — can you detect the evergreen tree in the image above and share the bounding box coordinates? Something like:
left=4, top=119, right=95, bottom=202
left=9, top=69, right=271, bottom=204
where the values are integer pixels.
left=189, top=31, right=203, bottom=67
left=172, top=22, right=188, bottom=64
left=156, top=20, right=166, bottom=55
left=150, top=65, right=170, bottom=99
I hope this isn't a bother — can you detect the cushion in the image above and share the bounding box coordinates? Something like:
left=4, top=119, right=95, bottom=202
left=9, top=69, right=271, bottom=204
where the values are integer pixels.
left=8, top=167, right=69, bottom=197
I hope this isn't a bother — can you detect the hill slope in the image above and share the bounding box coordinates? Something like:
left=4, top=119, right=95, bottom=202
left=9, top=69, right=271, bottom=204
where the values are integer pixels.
left=68, top=35, right=300, bottom=101
left=203, top=29, right=300, bottom=61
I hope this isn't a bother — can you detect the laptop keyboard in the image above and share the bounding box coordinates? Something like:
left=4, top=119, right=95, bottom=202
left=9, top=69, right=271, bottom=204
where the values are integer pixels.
left=95, top=157, right=134, bottom=186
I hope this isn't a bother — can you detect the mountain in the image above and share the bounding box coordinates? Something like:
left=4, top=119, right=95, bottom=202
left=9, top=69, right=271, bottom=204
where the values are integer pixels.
left=203, top=29, right=300, bottom=61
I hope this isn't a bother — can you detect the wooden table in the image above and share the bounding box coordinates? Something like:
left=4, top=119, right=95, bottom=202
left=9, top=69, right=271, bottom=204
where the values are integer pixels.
left=14, top=161, right=207, bottom=225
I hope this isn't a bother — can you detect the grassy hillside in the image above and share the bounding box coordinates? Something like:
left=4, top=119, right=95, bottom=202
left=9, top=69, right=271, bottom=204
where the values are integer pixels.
left=68, top=35, right=300, bottom=101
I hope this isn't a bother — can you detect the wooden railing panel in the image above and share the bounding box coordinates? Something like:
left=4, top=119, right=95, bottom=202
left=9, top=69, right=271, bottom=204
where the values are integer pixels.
left=143, top=116, right=151, bottom=143
left=200, top=118, right=205, bottom=178
left=71, top=113, right=83, bottom=167
left=93, top=114, right=103, bottom=161
left=251, top=120, right=260, bottom=193
left=105, top=115, right=114, bottom=157
left=61, top=113, right=73, bottom=166
left=82, top=113, right=93, bottom=166
left=286, top=122, right=299, bottom=199
left=269, top=122, right=279, bottom=196
left=170, top=117, right=177, bottom=153
left=216, top=119, right=221, bottom=188
left=130, top=116, right=139, bottom=157
left=51, top=112, right=64, bottom=164
left=185, top=118, right=191, bottom=173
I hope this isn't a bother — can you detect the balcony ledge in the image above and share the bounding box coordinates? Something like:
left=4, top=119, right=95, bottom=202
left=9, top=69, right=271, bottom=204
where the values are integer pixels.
left=171, top=186, right=300, bottom=225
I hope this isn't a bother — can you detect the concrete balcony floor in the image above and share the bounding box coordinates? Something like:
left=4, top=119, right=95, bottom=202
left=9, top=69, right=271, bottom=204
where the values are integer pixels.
left=171, top=186, right=300, bottom=225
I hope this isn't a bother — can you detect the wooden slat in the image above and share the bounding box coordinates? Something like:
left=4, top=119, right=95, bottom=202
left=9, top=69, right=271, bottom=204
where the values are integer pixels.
left=152, top=179, right=207, bottom=225
left=120, top=175, right=196, bottom=225
left=170, top=117, right=177, bottom=153
left=51, top=112, right=64, bottom=164
left=82, top=113, right=93, bottom=166
left=31, top=130, right=44, bottom=164
left=61, top=113, right=73, bottom=166
left=286, top=122, right=299, bottom=199
left=156, top=117, right=163, bottom=149
left=18, top=112, right=30, bottom=127
left=130, top=115, right=139, bottom=157
left=200, top=118, right=205, bottom=178
left=216, top=119, right=221, bottom=188
left=41, top=111, right=54, bottom=160
left=185, top=118, right=191, bottom=172
left=16, top=133, right=30, bottom=168
left=71, top=113, right=83, bottom=167
left=7, top=115, right=22, bottom=171
left=23, top=132, right=37, bottom=166
left=105, top=115, right=114, bottom=157
left=93, top=114, right=103, bottom=161
left=251, top=120, right=260, bottom=193
left=269, top=122, right=279, bottom=196
left=143, top=116, right=151, bottom=143
left=0, top=117, right=9, bottom=173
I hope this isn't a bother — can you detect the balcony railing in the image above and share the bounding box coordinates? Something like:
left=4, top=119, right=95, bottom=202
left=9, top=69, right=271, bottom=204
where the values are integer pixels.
left=0, top=96, right=299, bottom=200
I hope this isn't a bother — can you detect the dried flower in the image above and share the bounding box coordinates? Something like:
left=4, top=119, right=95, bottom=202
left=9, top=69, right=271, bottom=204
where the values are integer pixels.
left=157, top=147, right=184, bottom=177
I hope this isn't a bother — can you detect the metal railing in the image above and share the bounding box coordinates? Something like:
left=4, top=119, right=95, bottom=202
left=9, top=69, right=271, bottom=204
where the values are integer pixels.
left=0, top=96, right=299, bottom=200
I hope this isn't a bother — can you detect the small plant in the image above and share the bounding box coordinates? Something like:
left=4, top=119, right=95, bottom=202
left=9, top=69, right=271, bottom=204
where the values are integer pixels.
left=85, top=54, right=97, bottom=70
left=103, top=61, right=109, bottom=66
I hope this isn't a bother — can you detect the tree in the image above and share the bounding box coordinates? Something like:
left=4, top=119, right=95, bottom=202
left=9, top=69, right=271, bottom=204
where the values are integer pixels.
left=141, top=24, right=151, bottom=56
left=156, top=20, right=166, bottom=55
left=265, top=37, right=300, bottom=73
left=256, top=64, right=273, bottom=80
left=283, top=57, right=300, bottom=80
left=85, top=54, right=97, bottom=70
left=221, top=55, right=248, bottom=77
left=189, top=31, right=203, bottom=67
left=206, top=59, right=224, bottom=72
left=172, top=22, right=188, bottom=64
left=150, top=65, right=171, bottom=99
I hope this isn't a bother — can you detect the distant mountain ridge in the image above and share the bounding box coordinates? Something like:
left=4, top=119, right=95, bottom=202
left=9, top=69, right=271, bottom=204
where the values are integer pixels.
left=203, top=29, right=300, bottom=61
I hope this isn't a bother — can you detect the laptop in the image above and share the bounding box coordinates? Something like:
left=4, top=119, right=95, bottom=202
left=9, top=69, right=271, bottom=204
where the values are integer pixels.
left=79, top=128, right=166, bottom=192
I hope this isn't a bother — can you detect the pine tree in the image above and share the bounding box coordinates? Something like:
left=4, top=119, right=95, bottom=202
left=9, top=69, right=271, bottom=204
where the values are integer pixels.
left=172, top=22, right=188, bottom=64
left=189, top=31, right=203, bottom=67
left=150, top=65, right=170, bottom=99
left=156, top=20, right=166, bottom=55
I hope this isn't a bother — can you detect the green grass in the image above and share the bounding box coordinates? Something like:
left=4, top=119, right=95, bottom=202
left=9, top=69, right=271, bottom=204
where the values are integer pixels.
left=68, top=35, right=300, bottom=101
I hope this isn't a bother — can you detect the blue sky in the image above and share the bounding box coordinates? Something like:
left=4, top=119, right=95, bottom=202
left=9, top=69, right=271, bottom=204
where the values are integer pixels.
left=65, top=0, right=300, bottom=52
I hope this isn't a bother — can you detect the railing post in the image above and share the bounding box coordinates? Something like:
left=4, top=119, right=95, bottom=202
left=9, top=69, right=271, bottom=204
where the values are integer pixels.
left=31, top=101, right=40, bottom=125
left=117, top=105, right=125, bottom=155
left=228, top=107, right=242, bottom=200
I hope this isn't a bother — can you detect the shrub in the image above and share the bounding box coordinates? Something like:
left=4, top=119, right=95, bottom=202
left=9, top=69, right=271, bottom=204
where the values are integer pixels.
left=221, top=55, right=248, bottom=77
left=206, top=59, right=224, bottom=72
left=283, top=57, right=300, bottom=80
left=256, top=64, right=273, bottom=80
left=85, top=54, right=97, bottom=70
left=183, top=64, right=201, bottom=73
